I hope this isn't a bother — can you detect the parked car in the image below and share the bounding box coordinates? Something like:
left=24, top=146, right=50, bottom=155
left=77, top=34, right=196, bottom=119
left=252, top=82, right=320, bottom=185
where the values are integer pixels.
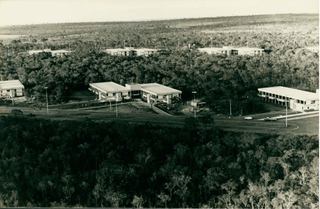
left=263, top=117, right=277, bottom=121
left=244, top=116, right=253, bottom=120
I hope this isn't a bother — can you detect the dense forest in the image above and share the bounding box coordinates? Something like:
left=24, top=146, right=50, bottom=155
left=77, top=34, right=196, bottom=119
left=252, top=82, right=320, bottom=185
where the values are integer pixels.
left=0, top=116, right=318, bottom=208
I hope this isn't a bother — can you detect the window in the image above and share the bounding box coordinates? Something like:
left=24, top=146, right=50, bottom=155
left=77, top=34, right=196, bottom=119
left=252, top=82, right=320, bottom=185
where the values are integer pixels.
left=311, top=100, right=315, bottom=104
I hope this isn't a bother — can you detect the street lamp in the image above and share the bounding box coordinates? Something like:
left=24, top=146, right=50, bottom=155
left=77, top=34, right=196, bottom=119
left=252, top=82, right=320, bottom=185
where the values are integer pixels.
left=44, top=87, right=49, bottom=114
left=192, top=91, right=197, bottom=118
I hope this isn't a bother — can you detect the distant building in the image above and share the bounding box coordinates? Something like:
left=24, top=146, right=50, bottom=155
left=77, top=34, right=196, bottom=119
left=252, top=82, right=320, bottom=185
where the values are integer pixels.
left=258, top=86, right=319, bottom=111
left=28, top=49, right=51, bottom=55
left=51, top=50, right=72, bottom=57
left=198, top=46, right=264, bottom=56
left=105, top=48, right=133, bottom=56
left=104, top=47, right=159, bottom=56
left=28, top=49, right=71, bottom=56
left=236, top=47, right=264, bottom=56
left=89, top=82, right=130, bottom=102
left=134, top=48, right=159, bottom=56
left=305, top=46, right=319, bottom=53
left=0, top=80, right=25, bottom=98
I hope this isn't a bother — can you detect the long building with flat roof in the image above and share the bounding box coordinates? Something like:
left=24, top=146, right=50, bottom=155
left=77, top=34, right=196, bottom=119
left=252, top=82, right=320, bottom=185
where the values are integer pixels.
left=258, top=86, right=319, bottom=111
left=89, top=81, right=182, bottom=104
left=89, top=82, right=129, bottom=101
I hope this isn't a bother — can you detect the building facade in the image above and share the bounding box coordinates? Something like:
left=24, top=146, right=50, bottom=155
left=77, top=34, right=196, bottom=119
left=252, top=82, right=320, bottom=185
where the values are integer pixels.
left=140, top=83, right=181, bottom=104
left=89, top=82, right=130, bottom=102
left=258, top=86, right=319, bottom=111
left=104, top=48, right=158, bottom=56
left=0, top=80, right=25, bottom=98
left=28, top=49, right=71, bottom=56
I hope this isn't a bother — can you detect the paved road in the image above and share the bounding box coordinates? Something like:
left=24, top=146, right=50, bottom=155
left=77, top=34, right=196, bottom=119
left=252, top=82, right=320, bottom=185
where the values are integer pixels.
left=0, top=106, right=318, bottom=135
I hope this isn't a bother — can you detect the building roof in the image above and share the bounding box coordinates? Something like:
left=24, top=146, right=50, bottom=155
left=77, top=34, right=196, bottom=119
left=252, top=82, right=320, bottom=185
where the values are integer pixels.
left=51, top=50, right=71, bottom=53
left=236, top=47, right=264, bottom=51
left=89, top=82, right=129, bottom=93
left=134, top=48, right=158, bottom=52
left=198, top=48, right=225, bottom=51
left=105, top=48, right=131, bottom=52
left=141, top=83, right=181, bottom=96
left=258, top=86, right=319, bottom=100
left=0, top=80, right=24, bottom=90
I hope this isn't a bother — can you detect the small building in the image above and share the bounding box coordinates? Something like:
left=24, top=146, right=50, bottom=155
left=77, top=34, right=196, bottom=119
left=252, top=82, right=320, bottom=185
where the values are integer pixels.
left=28, top=49, right=71, bottom=56
left=89, top=82, right=130, bottom=102
left=28, top=49, right=51, bottom=55
left=0, top=80, right=25, bottom=98
left=104, top=47, right=158, bottom=56
left=258, top=86, right=319, bottom=111
left=51, top=50, right=71, bottom=57
left=198, top=47, right=229, bottom=55
left=134, top=48, right=158, bottom=56
left=90, top=82, right=182, bottom=104
left=305, top=46, right=319, bottom=53
left=235, top=47, right=264, bottom=56
left=140, top=83, right=181, bottom=104
left=105, top=48, right=133, bottom=56
left=197, top=46, right=263, bottom=56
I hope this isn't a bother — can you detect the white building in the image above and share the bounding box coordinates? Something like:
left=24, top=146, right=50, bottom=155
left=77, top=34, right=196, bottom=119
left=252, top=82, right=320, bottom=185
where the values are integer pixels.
left=104, top=48, right=158, bottom=56
left=89, top=82, right=130, bottom=102
left=139, top=83, right=181, bottom=104
left=258, top=86, right=319, bottom=111
left=198, top=46, right=264, bottom=56
left=105, top=48, right=133, bottom=56
left=236, top=47, right=264, bottom=56
left=134, top=48, right=159, bottom=56
left=51, top=50, right=72, bottom=57
left=90, top=82, right=182, bottom=104
left=0, top=80, right=25, bottom=98
left=28, top=49, right=51, bottom=55
left=28, top=49, right=71, bottom=56
left=305, top=46, right=319, bottom=53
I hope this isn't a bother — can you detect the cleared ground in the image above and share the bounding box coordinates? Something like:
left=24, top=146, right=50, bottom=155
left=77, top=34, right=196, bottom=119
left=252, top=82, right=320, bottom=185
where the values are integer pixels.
left=0, top=101, right=318, bottom=135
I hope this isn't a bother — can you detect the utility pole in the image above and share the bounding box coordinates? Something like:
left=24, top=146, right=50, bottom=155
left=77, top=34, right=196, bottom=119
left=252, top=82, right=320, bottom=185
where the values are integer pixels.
left=116, top=99, right=118, bottom=117
left=44, top=87, right=49, bottom=114
left=192, top=91, right=197, bottom=118
left=285, top=96, right=288, bottom=128
left=229, top=100, right=232, bottom=116
left=115, top=90, right=119, bottom=117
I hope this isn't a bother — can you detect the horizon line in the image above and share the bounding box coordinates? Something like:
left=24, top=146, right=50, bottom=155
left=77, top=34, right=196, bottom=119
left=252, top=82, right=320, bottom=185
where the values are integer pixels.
left=0, top=12, right=318, bottom=27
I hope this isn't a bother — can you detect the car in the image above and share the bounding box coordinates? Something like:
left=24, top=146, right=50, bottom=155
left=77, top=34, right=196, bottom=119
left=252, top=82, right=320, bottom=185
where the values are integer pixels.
left=263, top=117, right=277, bottom=121
left=244, top=116, right=253, bottom=120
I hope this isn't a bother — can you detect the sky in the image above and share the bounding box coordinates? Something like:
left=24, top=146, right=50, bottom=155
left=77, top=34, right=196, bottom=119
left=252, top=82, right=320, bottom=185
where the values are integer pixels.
left=0, top=0, right=318, bottom=26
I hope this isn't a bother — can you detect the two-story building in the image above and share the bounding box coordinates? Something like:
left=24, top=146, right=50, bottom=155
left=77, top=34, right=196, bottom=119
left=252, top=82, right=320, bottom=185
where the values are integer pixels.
left=258, top=86, right=319, bottom=111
